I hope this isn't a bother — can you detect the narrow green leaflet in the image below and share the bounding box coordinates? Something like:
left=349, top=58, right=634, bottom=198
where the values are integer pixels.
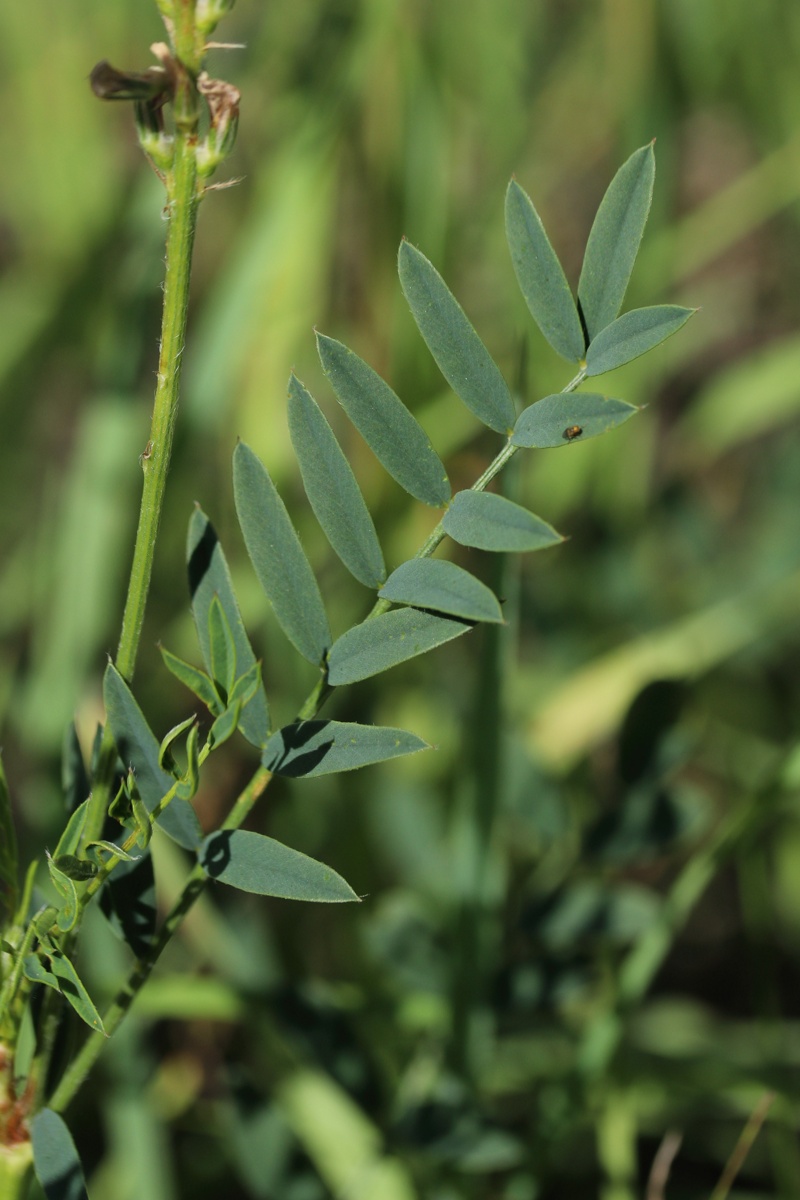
left=288, top=373, right=386, bottom=588
left=187, top=507, right=270, bottom=745
left=578, top=142, right=655, bottom=342
left=49, top=950, right=105, bottom=1032
left=87, top=840, right=139, bottom=863
left=0, top=755, right=18, bottom=932
left=442, top=491, right=563, bottom=552
left=46, top=947, right=105, bottom=1033
left=208, top=594, right=237, bottom=700
left=200, top=829, right=360, bottom=903
left=511, top=392, right=638, bottom=448
left=53, top=797, right=89, bottom=861
left=327, top=608, right=472, bottom=686
left=504, top=179, right=586, bottom=363
left=103, top=664, right=202, bottom=851
left=160, top=646, right=223, bottom=715
left=316, top=333, right=450, bottom=508
left=378, top=559, right=503, bottom=623
left=208, top=701, right=242, bottom=750
left=585, top=305, right=695, bottom=377
left=398, top=240, right=516, bottom=433
left=263, top=720, right=429, bottom=778
left=233, top=442, right=331, bottom=667
left=31, top=1109, right=90, bottom=1200
left=229, top=661, right=262, bottom=710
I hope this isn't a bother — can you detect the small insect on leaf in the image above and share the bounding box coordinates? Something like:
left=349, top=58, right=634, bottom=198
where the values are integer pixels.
left=563, top=425, right=583, bottom=441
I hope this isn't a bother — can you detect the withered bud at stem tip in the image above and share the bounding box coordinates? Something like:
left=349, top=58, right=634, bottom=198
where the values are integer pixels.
left=90, top=59, right=172, bottom=105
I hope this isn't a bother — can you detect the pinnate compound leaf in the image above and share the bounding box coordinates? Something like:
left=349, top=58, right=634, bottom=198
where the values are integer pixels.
left=0, top=755, right=18, bottom=932
left=187, top=508, right=270, bottom=746
left=316, top=333, right=450, bottom=508
left=443, top=490, right=563, bottom=553
left=233, top=442, right=331, bottom=667
left=263, top=720, right=429, bottom=778
left=585, top=305, right=695, bottom=377
left=398, top=240, right=516, bottom=433
left=31, top=1109, right=90, bottom=1200
left=104, top=664, right=202, bottom=851
left=160, top=646, right=223, bottom=715
left=200, top=829, right=359, bottom=903
left=288, top=373, right=386, bottom=587
left=327, top=608, right=472, bottom=686
left=505, top=179, right=586, bottom=363
left=578, top=142, right=655, bottom=342
left=511, top=392, right=638, bottom=448
left=379, top=559, right=503, bottom=623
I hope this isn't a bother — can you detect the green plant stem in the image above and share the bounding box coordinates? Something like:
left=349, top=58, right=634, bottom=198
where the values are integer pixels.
left=83, top=97, right=201, bottom=855
left=0, top=922, right=37, bottom=1039
left=48, top=362, right=589, bottom=1112
left=116, top=146, right=199, bottom=682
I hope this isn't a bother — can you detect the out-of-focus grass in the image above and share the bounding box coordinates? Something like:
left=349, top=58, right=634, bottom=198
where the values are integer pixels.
left=5, top=1, right=800, bottom=1196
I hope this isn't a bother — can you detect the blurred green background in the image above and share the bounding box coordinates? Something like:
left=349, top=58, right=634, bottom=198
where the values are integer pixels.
left=5, top=1, right=800, bottom=1197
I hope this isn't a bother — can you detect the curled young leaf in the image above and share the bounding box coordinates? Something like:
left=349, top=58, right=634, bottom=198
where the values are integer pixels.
left=160, top=646, right=224, bottom=716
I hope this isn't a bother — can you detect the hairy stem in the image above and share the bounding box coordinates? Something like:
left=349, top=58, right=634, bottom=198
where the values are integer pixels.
left=83, top=65, right=202, bottom=851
